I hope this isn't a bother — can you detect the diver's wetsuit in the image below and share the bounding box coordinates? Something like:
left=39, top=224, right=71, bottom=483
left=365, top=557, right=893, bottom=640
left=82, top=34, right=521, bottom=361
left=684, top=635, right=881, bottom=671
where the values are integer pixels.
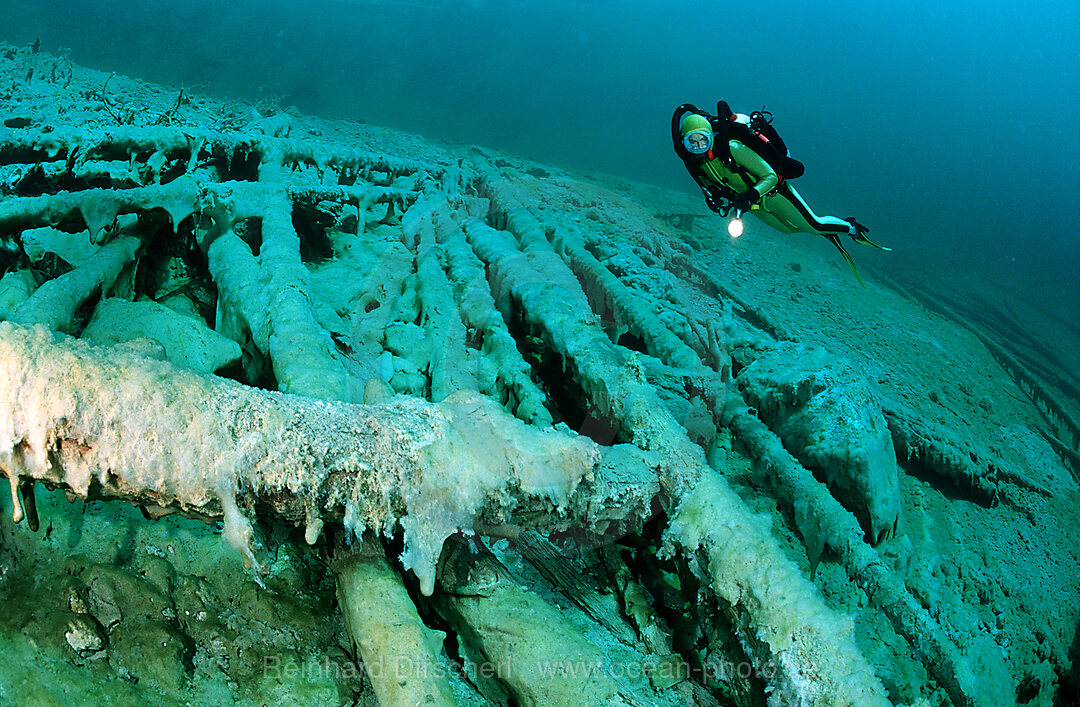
left=674, top=106, right=852, bottom=237
left=705, top=150, right=851, bottom=236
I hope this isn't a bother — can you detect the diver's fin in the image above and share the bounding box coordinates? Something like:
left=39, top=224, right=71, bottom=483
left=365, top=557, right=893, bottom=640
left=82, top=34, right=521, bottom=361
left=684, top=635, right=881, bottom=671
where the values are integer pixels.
left=852, top=231, right=892, bottom=251
left=843, top=217, right=892, bottom=251
left=825, top=234, right=866, bottom=287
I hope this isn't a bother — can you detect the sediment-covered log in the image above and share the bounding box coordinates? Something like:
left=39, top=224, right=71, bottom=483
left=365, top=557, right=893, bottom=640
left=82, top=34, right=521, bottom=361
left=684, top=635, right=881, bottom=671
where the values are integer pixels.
left=437, top=543, right=640, bottom=706
left=0, top=321, right=649, bottom=597
left=721, top=391, right=1009, bottom=707
left=0, top=125, right=440, bottom=187
left=736, top=341, right=901, bottom=545
left=0, top=175, right=200, bottom=241
left=12, top=233, right=141, bottom=332
left=406, top=197, right=480, bottom=402
left=439, top=207, right=553, bottom=426
left=334, top=540, right=457, bottom=707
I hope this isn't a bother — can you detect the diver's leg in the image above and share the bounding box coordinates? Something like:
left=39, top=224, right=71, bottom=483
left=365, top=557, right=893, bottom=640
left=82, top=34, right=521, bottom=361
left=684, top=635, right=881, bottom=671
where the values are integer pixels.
left=756, top=182, right=867, bottom=284
left=757, top=182, right=850, bottom=236
left=748, top=208, right=797, bottom=234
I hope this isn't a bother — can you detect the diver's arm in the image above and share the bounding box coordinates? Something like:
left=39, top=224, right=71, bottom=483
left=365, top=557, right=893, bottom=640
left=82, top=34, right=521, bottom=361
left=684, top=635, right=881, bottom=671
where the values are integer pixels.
left=693, top=173, right=727, bottom=213
left=729, top=140, right=779, bottom=198
left=673, top=150, right=725, bottom=213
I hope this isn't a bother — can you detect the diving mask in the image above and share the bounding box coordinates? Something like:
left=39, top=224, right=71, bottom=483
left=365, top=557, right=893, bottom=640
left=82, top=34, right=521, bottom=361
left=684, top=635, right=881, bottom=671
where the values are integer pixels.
left=683, top=129, right=713, bottom=155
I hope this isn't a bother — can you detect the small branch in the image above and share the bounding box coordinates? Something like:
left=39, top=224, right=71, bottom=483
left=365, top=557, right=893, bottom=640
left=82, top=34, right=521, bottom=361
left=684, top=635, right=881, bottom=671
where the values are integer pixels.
left=98, top=73, right=133, bottom=126
left=154, top=87, right=186, bottom=126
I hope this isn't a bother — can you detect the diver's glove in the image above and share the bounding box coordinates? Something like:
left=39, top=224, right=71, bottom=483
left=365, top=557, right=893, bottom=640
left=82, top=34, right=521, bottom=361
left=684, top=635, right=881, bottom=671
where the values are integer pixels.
left=702, top=187, right=725, bottom=214
left=732, top=189, right=759, bottom=213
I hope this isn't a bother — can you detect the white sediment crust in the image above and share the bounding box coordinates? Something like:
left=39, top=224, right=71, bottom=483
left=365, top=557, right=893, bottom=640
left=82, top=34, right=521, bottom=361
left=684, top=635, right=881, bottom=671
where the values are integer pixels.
left=19, top=225, right=100, bottom=266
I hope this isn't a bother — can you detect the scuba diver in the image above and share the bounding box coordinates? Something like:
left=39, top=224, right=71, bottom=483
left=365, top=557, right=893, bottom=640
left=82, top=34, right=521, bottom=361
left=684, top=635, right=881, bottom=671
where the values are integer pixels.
left=672, top=101, right=889, bottom=284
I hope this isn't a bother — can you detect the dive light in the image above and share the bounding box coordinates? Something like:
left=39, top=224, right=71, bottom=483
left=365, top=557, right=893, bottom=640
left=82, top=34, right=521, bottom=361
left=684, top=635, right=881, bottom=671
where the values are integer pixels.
left=727, top=209, right=744, bottom=238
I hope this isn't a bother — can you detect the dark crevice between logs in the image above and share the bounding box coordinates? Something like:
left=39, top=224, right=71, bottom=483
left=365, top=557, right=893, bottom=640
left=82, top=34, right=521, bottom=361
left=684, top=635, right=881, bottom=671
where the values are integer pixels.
left=13, top=162, right=131, bottom=195
left=1053, top=618, right=1080, bottom=706
left=402, top=501, right=760, bottom=705
left=0, top=142, right=63, bottom=168
left=372, top=531, right=491, bottom=702
left=896, top=455, right=996, bottom=508
left=215, top=347, right=272, bottom=390
left=133, top=212, right=216, bottom=319
left=19, top=480, right=39, bottom=532
left=403, top=535, right=473, bottom=682
left=559, top=248, right=662, bottom=360
left=233, top=217, right=262, bottom=256
left=158, top=157, right=190, bottom=185
left=70, top=286, right=103, bottom=336
left=292, top=200, right=337, bottom=263
left=336, top=165, right=359, bottom=187
left=631, top=514, right=767, bottom=706
left=0, top=204, right=87, bottom=250
left=504, top=303, right=619, bottom=446
left=650, top=555, right=753, bottom=701
left=0, top=235, right=25, bottom=273
left=29, top=250, right=73, bottom=281
left=616, top=331, right=649, bottom=355
left=178, top=144, right=228, bottom=184
left=126, top=212, right=276, bottom=389
left=228, top=145, right=261, bottom=182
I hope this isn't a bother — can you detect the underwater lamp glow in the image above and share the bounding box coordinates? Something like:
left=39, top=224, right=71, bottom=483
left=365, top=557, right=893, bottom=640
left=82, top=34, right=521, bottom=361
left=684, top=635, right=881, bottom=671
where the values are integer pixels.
left=727, top=216, right=744, bottom=238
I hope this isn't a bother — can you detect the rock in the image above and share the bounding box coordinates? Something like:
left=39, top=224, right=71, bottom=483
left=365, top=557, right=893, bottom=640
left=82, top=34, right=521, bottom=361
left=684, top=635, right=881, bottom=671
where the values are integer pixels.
left=737, top=342, right=901, bottom=545
left=87, top=580, right=124, bottom=631
left=65, top=614, right=106, bottom=657
left=82, top=563, right=172, bottom=630
left=68, top=587, right=89, bottom=614
left=109, top=619, right=192, bottom=692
